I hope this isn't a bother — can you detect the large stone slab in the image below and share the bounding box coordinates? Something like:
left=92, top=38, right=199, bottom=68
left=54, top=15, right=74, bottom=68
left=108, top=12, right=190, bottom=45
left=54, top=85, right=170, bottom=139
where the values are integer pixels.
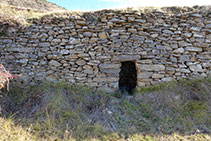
left=98, top=32, right=108, bottom=39
left=99, top=64, right=120, bottom=69
left=152, top=73, right=165, bottom=79
left=113, top=55, right=140, bottom=61
left=186, top=47, right=202, bottom=52
left=49, top=60, right=61, bottom=67
left=190, top=64, right=204, bottom=72
left=93, top=77, right=118, bottom=82
left=137, top=64, right=165, bottom=71
left=138, top=72, right=153, bottom=79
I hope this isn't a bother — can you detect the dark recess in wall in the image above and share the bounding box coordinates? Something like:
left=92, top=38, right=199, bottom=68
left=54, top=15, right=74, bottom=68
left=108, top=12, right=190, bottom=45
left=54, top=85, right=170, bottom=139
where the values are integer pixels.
left=119, top=61, right=137, bottom=95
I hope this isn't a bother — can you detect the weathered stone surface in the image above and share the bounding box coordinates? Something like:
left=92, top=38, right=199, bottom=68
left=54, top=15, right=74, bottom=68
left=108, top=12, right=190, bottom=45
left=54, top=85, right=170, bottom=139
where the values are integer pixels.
left=99, top=64, right=120, bottom=69
left=1, top=7, right=210, bottom=91
left=193, top=33, right=204, bottom=38
left=202, top=62, right=210, bottom=68
left=101, top=69, right=120, bottom=74
left=137, top=60, right=152, bottom=64
left=4, top=39, right=12, bottom=43
left=90, top=38, right=98, bottom=43
left=173, top=48, right=184, bottom=53
left=60, top=50, right=70, bottom=55
left=115, top=55, right=140, bottom=61
left=39, top=42, right=50, bottom=47
left=152, top=73, right=164, bottom=79
left=19, top=59, right=28, bottom=64
left=191, top=14, right=202, bottom=17
left=186, top=47, right=202, bottom=52
left=180, top=55, right=190, bottom=62
left=163, top=30, right=173, bottom=34
left=137, top=81, right=146, bottom=87
left=98, top=32, right=108, bottom=39
left=69, top=38, right=80, bottom=44
left=128, top=17, right=135, bottom=22
left=76, top=20, right=86, bottom=25
left=46, top=74, right=59, bottom=81
left=137, top=65, right=165, bottom=71
left=135, top=19, right=146, bottom=23
left=190, top=65, right=204, bottom=72
left=182, top=32, right=192, bottom=38
left=83, top=32, right=92, bottom=37
left=110, top=18, right=126, bottom=23
left=205, top=24, right=211, bottom=29
left=52, top=39, right=61, bottom=43
left=93, top=77, right=118, bottom=82
left=76, top=60, right=86, bottom=66
left=49, top=60, right=61, bottom=67
left=190, top=27, right=201, bottom=32
left=138, top=72, right=153, bottom=79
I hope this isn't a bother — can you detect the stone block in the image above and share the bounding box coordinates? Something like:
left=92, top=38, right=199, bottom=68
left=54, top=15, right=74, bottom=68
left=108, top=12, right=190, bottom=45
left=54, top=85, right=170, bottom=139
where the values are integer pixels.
left=162, top=30, right=173, bottom=34
left=137, top=64, right=165, bottom=71
left=39, top=42, right=50, bottom=47
left=190, top=27, right=201, bottom=32
left=179, top=55, right=190, bottom=62
left=99, top=64, right=120, bottom=69
left=152, top=73, right=164, bottom=78
left=19, top=59, right=28, bottom=64
left=76, top=20, right=86, bottom=25
left=137, top=60, right=152, bottom=64
left=138, top=72, right=153, bottom=79
left=52, top=39, right=61, bottom=43
left=101, top=69, right=120, bottom=74
left=60, top=49, right=70, bottom=55
left=190, top=64, right=204, bottom=72
left=90, top=38, right=98, bottom=43
left=99, top=32, right=108, bottom=39
left=186, top=47, right=202, bottom=52
left=114, top=55, right=140, bottom=61
left=93, top=77, right=118, bottom=82
left=193, top=33, right=204, bottom=38
left=49, top=60, right=61, bottom=67
left=83, top=32, right=92, bottom=37
left=76, top=60, right=86, bottom=66
left=110, top=18, right=126, bottom=23
left=69, top=38, right=80, bottom=44
left=202, top=62, right=210, bottom=68
left=173, top=48, right=184, bottom=53
left=137, top=81, right=145, bottom=87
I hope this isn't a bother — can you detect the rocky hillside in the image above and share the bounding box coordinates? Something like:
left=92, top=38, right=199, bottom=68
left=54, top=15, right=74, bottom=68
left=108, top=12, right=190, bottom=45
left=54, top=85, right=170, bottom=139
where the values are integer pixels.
left=0, top=0, right=66, bottom=11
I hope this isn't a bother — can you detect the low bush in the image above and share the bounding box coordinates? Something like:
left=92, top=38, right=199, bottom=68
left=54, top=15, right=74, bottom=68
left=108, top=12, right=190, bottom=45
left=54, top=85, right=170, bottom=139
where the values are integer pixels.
left=0, top=64, right=17, bottom=91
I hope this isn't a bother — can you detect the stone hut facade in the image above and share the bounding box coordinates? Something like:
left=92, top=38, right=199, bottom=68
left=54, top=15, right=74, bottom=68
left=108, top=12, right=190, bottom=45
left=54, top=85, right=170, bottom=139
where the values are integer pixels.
left=0, top=7, right=211, bottom=92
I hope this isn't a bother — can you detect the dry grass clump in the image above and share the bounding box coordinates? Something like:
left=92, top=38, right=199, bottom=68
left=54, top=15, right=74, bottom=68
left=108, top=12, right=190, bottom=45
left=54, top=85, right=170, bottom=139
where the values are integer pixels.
left=0, top=77, right=210, bottom=140
left=0, top=117, right=35, bottom=141
left=0, top=4, right=83, bottom=26
left=0, top=0, right=65, bottom=11
left=1, top=4, right=210, bottom=26
left=0, top=4, right=49, bottom=25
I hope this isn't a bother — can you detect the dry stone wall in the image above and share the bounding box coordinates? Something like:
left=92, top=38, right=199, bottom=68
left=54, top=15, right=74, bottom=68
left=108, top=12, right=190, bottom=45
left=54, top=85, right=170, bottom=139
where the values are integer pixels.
left=0, top=8, right=211, bottom=92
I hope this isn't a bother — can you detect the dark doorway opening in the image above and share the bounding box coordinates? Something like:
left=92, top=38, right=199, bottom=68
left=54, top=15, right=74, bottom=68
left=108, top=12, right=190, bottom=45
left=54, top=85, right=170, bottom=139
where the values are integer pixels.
left=119, top=61, right=137, bottom=95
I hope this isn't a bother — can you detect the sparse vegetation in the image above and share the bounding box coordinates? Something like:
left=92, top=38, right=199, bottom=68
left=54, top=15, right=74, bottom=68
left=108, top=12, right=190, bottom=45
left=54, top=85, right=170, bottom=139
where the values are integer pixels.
left=0, top=4, right=49, bottom=25
left=0, top=3, right=210, bottom=26
left=0, top=0, right=65, bottom=11
left=0, top=77, right=210, bottom=140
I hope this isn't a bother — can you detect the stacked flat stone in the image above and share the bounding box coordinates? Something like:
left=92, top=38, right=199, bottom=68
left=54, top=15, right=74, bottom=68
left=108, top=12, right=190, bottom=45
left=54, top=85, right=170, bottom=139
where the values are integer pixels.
left=0, top=7, right=211, bottom=92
